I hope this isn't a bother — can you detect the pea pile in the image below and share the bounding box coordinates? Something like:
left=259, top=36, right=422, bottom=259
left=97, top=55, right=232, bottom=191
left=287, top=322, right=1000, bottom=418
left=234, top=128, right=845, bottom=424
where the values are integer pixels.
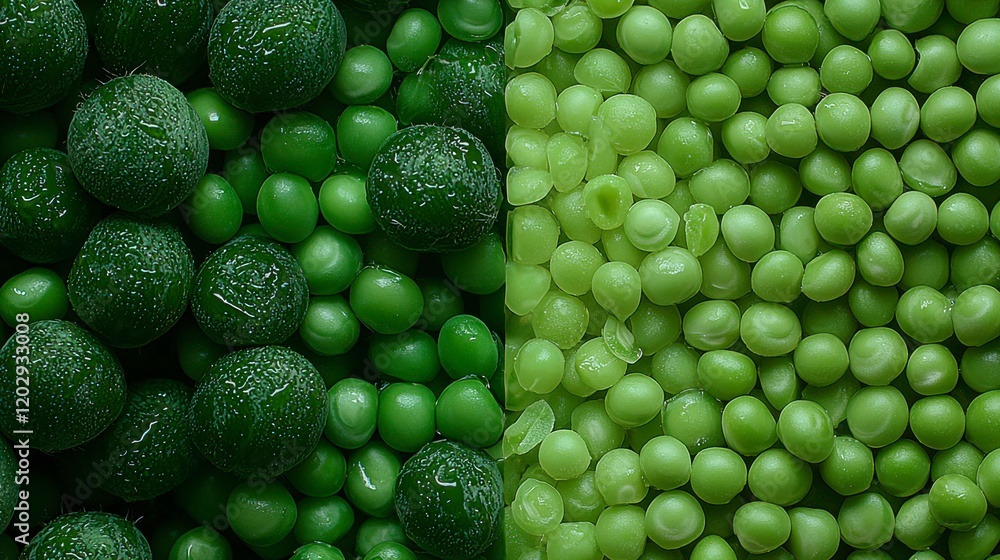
left=503, top=1, right=1000, bottom=559
left=0, top=0, right=506, bottom=559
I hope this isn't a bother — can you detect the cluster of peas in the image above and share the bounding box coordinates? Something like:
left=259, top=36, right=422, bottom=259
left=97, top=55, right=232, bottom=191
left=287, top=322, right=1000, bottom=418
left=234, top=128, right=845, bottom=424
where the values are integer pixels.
left=0, top=0, right=507, bottom=559
left=502, top=0, right=1000, bottom=559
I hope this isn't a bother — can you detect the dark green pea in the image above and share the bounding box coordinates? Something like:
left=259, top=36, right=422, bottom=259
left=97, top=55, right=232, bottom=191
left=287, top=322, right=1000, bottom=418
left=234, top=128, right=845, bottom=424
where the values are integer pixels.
left=962, top=340, right=1000, bottom=393
left=324, top=378, right=378, bottom=450
left=355, top=517, right=409, bottom=557
left=966, top=391, right=1000, bottom=454
left=776, top=400, right=834, bottom=463
left=802, top=297, right=858, bottom=345
left=949, top=514, right=1000, bottom=560
left=800, top=145, right=851, bottom=197
left=417, top=278, right=464, bottom=331
left=345, top=442, right=401, bottom=518
left=169, top=526, right=232, bottom=560
left=221, top=147, right=267, bottom=215
left=186, top=88, right=254, bottom=152
left=953, top=128, right=1000, bottom=187
left=368, top=330, right=439, bottom=383
left=386, top=9, right=441, bottom=73
left=291, top=226, right=362, bottom=296
left=377, top=383, right=435, bottom=453
left=441, top=231, right=505, bottom=295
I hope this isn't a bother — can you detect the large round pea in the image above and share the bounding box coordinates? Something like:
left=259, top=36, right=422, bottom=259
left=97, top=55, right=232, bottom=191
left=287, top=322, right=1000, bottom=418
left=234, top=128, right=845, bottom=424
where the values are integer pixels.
left=690, top=447, right=747, bottom=505
left=848, top=327, right=908, bottom=385
left=293, top=495, right=355, bottom=546
left=953, top=285, right=1000, bottom=347
left=929, top=474, right=988, bottom=531
left=819, top=436, right=874, bottom=497
left=697, top=350, right=757, bottom=401
left=670, top=15, right=728, bottom=75
left=814, top=193, right=873, bottom=247
left=662, top=389, right=725, bottom=454
left=286, top=439, right=347, bottom=498
left=869, top=29, right=916, bottom=80
left=733, top=501, right=791, bottom=554
left=376, top=383, right=435, bottom=454
left=436, top=378, right=504, bottom=448
left=895, top=494, right=947, bottom=551
left=909, top=34, right=962, bottom=94
left=846, top=386, right=909, bottom=448
left=227, top=480, right=297, bottom=547
left=801, top=250, right=856, bottom=303
left=740, top=302, right=801, bottom=357
left=871, top=87, right=921, bottom=150
left=838, top=492, right=895, bottom=550
left=191, top=346, right=327, bottom=477
left=786, top=507, right=841, bottom=560
left=765, top=103, right=817, bottom=158
left=920, top=86, right=977, bottom=143
left=438, top=314, right=498, bottom=379
left=722, top=396, right=777, bottom=456
left=645, top=491, right=705, bottom=550
left=639, top=247, right=702, bottom=305
left=814, top=93, right=871, bottom=153
left=793, top=333, right=848, bottom=387
left=876, top=439, right=932, bottom=497
left=721, top=205, right=774, bottom=262
left=776, top=400, right=834, bottom=463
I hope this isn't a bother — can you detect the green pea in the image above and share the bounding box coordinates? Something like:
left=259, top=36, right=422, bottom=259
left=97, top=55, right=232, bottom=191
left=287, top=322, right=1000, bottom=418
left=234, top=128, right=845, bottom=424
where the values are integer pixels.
left=595, top=448, right=647, bottom=505
left=650, top=342, right=700, bottom=394
left=819, top=436, right=874, bottom=497
left=961, top=339, right=1000, bottom=393
left=939, top=192, right=990, bottom=246
left=933, top=441, right=986, bottom=481
left=786, top=508, right=840, bottom=560
left=662, top=389, right=725, bottom=454
left=855, top=234, right=903, bottom=291
left=373, top=383, right=435, bottom=454
left=868, top=29, right=916, bottom=79
left=966, top=390, right=1000, bottom=453
left=767, top=65, right=821, bottom=109
left=690, top=447, right=747, bottom=505
left=799, top=145, right=852, bottom=197
left=325, top=378, right=378, bottom=450
left=949, top=514, right=1000, bottom=560
left=698, top=350, right=757, bottom=401
left=848, top=327, right=909, bottom=386
left=978, top=449, right=1000, bottom=507
left=0, top=267, right=67, bottom=326
left=682, top=300, right=740, bottom=351
left=766, top=104, right=817, bottom=158
left=186, top=88, right=254, bottom=152
left=505, top=7, right=553, bottom=68
left=846, top=386, right=909, bottom=448
left=290, top=227, right=362, bottom=296
left=791, top=333, right=846, bottom=387
left=318, top=172, right=377, bottom=235
left=261, top=112, right=337, bottom=183
left=632, top=61, right=691, bottom=120
left=294, top=495, right=354, bottom=546
left=571, top=399, right=624, bottom=463
left=930, top=474, right=989, bottom=531
left=639, top=247, right=702, bottom=306
left=385, top=9, right=441, bottom=72
left=639, top=436, right=691, bottom=491
left=574, top=48, right=631, bottom=97
left=596, top=94, right=658, bottom=155
left=299, top=295, right=361, bottom=356
left=820, top=46, right=873, bottom=94
left=823, top=0, right=879, bottom=39
left=722, top=47, right=772, bottom=98
left=870, top=87, right=921, bottom=150
left=657, top=117, right=715, bottom=177
left=740, top=302, right=801, bottom=357
left=875, top=438, right=932, bottom=497
left=813, top=193, right=873, bottom=246
left=953, top=285, right=1000, bottom=347
left=557, top=471, right=605, bottom=524
left=838, top=492, right=895, bottom=550
left=330, top=45, right=393, bottom=105
left=895, top=494, right=947, bottom=551
left=721, top=395, right=776, bottom=456
left=222, top=147, right=268, bottom=215
left=720, top=113, right=769, bottom=167
left=169, top=526, right=232, bottom=560
left=759, top=356, right=801, bottom=410
left=847, top=280, right=896, bottom=328
left=801, top=250, right=855, bottom=303
left=686, top=73, right=741, bottom=123
left=776, top=400, right=834, bottom=463
left=670, top=14, right=729, bottom=75
left=227, top=480, right=297, bottom=547
left=437, top=314, right=498, bottom=380
left=904, top=343, right=959, bottom=396
left=349, top=266, right=423, bottom=335
left=851, top=148, right=903, bottom=211
left=814, top=93, right=871, bottom=153
left=605, top=373, right=664, bottom=429
left=436, top=378, right=503, bottom=448
left=345, top=442, right=400, bottom=518
left=286, top=439, right=347, bottom=498
left=801, top=297, right=858, bottom=345
left=920, top=86, right=977, bottom=143
left=256, top=173, right=319, bottom=244
left=698, top=239, right=752, bottom=301
left=953, top=128, right=1000, bottom=187
left=645, top=491, right=705, bottom=550
left=733, top=501, right=791, bottom=554
left=777, top=207, right=821, bottom=264
left=884, top=191, right=938, bottom=246
left=748, top=162, right=800, bottom=217
left=908, top=35, right=962, bottom=94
